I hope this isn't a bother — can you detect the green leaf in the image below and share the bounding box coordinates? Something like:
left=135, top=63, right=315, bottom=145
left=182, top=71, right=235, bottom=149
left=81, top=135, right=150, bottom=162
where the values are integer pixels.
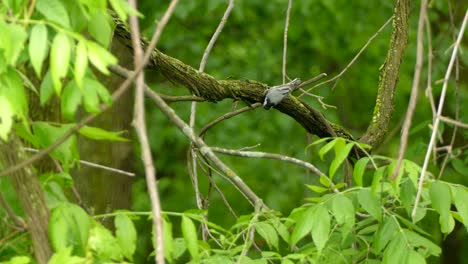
left=61, top=81, right=82, bottom=121
left=109, top=0, right=141, bottom=22
left=429, top=181, right=454, bottom=233
left=331, top=195, right=354, bottom=237
left=50, top=33, right=71, bottom=95
left=163, top=218, right=174, bottom=263
left=0, top=21, right=27, bottom=66
left=358, top=188, right=381, bottom=222
left=353, top=157, right=369, bottom=186
left=311, top=204, right=330, bottom=252
left=318, top=138, right=338, bottom=160
left=306, top=184, right=328, bottom=193
left=49, top=203, right=90, bottom=256
left=33, top=122, right=79, bottom=166
left=405, top=250, right=426, bottom=264
left=290, top=206, right=315, bottom=246
left=181, top=215, right=199, bottom=261
left=0, top=68, right=28, bottom=120
left=88, top=222, right=123, bottom=261
left=452, top=186, right=468, bottom=230
left=403, top=229, right=441, bottom=256
left=35, top=0, right=70, bottom=28
left=88, top=10, right=113, bottom=47
left=78, top=126, right=129, bottom=142
left=74, top=41, right=88, bottom=88
left=400, top=179, right=416, bottom=216
left=40, top=70, right=55, bottom=105
left=255, top=222, right=279, bottom=250
left=29, top=24, right=48, bottom=77
left=382, top=233, right=408, bottom=264
left=0, top=95, right=14, bottom=140
left=370, top=167, right=385, bottom=194
left=115, top=214, right=137, bottom=261
left=87, top=41, right=117, bottom=74
left=374, top=217, right=397, bottom=253
left=319, top=175, right=332, bottom=187
left=48, top=247, right=85, bottom=264
left=3, top=256, right=31, bottom=264
left=329, top=141, right=354, bottom=179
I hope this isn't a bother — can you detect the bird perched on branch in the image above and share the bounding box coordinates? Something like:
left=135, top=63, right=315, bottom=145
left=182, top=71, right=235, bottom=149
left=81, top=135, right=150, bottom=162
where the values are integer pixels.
left=263, top=78, right=302, bottom=110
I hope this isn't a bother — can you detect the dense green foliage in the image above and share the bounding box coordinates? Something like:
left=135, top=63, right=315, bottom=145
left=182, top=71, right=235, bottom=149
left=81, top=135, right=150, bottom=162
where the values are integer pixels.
left=0, top=0, right=467, bottom=263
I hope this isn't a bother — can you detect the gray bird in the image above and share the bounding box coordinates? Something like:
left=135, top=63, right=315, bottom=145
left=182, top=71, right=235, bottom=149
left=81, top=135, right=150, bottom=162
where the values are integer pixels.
left=263, top=78, right=301, bottom=110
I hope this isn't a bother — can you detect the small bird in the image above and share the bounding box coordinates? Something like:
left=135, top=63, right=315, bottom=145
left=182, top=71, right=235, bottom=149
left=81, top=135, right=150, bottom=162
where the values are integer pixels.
left=263, top=78, right=302, bottom=110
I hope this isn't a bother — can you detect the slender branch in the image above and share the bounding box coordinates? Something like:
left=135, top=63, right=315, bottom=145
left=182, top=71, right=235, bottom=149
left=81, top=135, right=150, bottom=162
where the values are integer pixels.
left=112, top=65, right=267, bottom=208
left=210, top=147, right=326, bottom=176
left=282, top=0, right=293, bottom=84
left=392, top=0, right=427, bottom=180
left=0, top=192, right=26, bottom=229
left=412, top=9, right=468, bottom=219
left=438, top=115, right=468, bottom=129
left=128, top=1, right=165, bottom=263
left=300, top=17, right=393, bottom=95
left=160, top=94, right=205, bottom=103
left=199, top=103, right=261, bottom=137
left=22, top=147, right=134, bottom=177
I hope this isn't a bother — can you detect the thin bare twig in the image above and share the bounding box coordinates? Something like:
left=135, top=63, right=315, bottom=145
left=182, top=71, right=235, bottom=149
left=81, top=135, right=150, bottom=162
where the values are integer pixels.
left=392, top=0, right=427, bottom=180
left=412, top=9, right=468, bottom=219
left=438, top=0, right=461, bottom=179
left=128, top=1, right=165, bottom=263
left=300, top=17, right=393, bottom=96
left=199, top=103, right=261, bottom=137
left=282, top=0, right=293, bottom=84
left=438, top=115, right=468, bottom=129
left=210, top=147, right=326, bottom=177
left=23, top=147, right=135, bottom=177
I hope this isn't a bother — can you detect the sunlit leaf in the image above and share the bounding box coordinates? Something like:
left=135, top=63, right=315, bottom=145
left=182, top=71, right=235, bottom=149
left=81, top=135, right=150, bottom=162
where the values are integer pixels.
left=353, top=157, right=369, bottom=186
left=29, top=24, right=48, bottom=77
left=115, top=214, right=137, bottom=261
left=36, top=0, right=70, bottom=28
left=255, top=222, right=279, bottom=250
left=358, top=188, right=381, bottom=222
left=50, top=33, right=71, bottom=95
left=181, top=215, right=199, bottom=261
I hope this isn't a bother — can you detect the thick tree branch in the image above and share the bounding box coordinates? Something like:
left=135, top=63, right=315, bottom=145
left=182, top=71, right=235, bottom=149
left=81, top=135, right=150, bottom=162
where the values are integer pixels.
left=112, top=19, right=352, bottom=142
left=360, top=0, right=410, bottom=147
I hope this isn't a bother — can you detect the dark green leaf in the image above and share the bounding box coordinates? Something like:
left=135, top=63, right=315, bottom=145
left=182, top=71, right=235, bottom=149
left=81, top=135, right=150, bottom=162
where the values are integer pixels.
left=40, top=70, right=55, bottom=105
left=374, top=217, right=397, bottom=253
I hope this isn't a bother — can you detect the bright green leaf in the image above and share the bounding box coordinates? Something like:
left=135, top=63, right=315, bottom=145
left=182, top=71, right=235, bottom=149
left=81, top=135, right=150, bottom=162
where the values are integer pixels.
left=88, top=10, right=113, bottom=47
left=78, top=126, right=129, bottom=142
left=358, top=188, right=382, bottom=222
left=405, top=250, right=426, bottom=264
left=88, top=222, right=123, bottom=261
left=61, top=81, right=82, bottom=121
left=29, top=24, right=48, bottom=77
left=49, top=203, right=90, bottom=256
left=374, top=217, right=397, bottom=253
left=290, top=206, right=315, bottom=246
left=403, top=229, right=441, bottom=257
left=353, top=157, right=369, bottom=186
left=0, top=96, right=14, bottom=140
left=382, top=233, right=408, bottom=264
left=181, top=215, right=199, bottom=261
left=306, top=184, right=328, bottom=193
left=311, top=204, right=330, bottom=252
left=74, top=41, right=88, bottom=88
left=40, top=70, right=55, bottom=105
left=115, top=214, right=137, bottom=261
left=255, top=222, right=279, bottom=250
left=35, top=0, right=70, bottom=28
left=87, top=42, right=117, bottom=74
left=0, top=21, right=27, bottom=66
left=329, top=141, right=354, bottom=179
left=430, top=181, right=454, bottom=233
left=163, top=218, right=174, bottom=263
left=50, top=33, right=71, bottom=95
left=318, top=138, right=338, bottom=160
left=331, top=194, right=354, bottom=237
left=452, top=186, right=468, bottom=230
